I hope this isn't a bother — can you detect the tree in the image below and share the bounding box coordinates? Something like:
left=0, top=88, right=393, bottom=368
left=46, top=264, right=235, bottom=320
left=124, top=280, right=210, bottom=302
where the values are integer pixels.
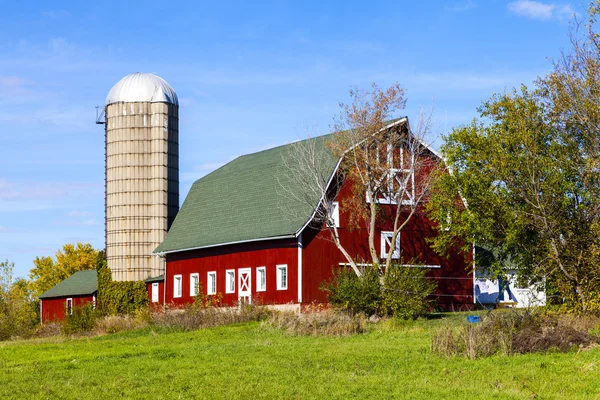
left=0, top=260, right=38, bottom=340
left=29, top=243, right=104, bottom=298
left=427, top=13, right=600, bottom=311
left=282, top=83, right=438, bottom=277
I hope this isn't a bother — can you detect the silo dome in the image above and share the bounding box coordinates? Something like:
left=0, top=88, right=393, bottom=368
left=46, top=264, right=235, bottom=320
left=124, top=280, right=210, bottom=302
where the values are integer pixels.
left=106, top=72, right=178, bottom=106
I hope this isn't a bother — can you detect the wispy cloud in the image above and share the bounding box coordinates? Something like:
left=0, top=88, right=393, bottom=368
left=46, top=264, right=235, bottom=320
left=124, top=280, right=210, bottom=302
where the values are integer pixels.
left=0, top=179, right=100, bottom=202
left=507, top=0, right=574, bottom=21
left=59, top=211, right=100, bottom=226
left=68, top=211, right=94, bottom=218
left=446, top=0, right=477, bottom=12
left=0, top=226, right=24, bottom=233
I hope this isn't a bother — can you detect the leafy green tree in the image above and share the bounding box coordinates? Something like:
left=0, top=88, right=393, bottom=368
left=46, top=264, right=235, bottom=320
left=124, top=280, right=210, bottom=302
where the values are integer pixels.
left=428, top=33, right=600, bottom=312
left=29, top=243, right=104, bottom=298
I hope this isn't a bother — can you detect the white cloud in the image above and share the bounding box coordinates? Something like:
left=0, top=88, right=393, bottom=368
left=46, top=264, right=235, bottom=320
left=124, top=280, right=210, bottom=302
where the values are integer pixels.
left=508, top=0, right=574, bottom=21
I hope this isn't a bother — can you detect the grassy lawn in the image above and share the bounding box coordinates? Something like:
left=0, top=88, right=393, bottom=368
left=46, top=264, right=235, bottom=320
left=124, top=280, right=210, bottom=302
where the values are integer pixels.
left=1, top=313, right=599, bottom=399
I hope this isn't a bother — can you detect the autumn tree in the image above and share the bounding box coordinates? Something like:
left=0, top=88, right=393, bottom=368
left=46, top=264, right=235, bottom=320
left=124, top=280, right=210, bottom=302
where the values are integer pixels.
left=29, top=243, right=104, bottom=298
left=282, top=83, right=438, bottom=277
left=0, top=260, right=38, bottom=340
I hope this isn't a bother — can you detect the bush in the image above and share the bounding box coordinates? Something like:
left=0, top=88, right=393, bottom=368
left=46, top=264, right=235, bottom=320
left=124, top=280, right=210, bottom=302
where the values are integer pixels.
left=62, top=303, right=97, bottom=335
left=96, top=261, right=148, bottom=315
left=321, top=265, right=381, bottom=315
left=381, top=265, right=437, bottom=319
left=431, top=310, right=600, bottom=359
left=264, top=310, right=367, bottom=336
left=322, top=264, right=437, bottom=319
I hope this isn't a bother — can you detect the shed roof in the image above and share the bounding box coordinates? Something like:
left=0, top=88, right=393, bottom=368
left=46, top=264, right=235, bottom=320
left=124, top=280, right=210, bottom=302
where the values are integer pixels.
left=39, top=270, right=98, bottom=299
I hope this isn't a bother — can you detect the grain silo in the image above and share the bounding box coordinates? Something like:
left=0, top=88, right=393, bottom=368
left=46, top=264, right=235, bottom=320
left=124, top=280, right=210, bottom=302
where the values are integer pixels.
left=104, top=72, right=179, bottom=281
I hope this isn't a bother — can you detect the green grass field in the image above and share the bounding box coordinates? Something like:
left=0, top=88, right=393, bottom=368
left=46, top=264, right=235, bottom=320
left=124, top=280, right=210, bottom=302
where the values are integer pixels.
left=1, top=313, right=599, bottom=399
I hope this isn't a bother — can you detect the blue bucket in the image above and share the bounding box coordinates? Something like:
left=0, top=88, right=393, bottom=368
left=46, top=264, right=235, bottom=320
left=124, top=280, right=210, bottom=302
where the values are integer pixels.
left=466, top=315, right=481, bottom=323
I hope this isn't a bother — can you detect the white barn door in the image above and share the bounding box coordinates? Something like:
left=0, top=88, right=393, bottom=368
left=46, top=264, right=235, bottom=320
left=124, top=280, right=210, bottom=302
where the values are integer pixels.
left=238, top=268, right=252, bottom=305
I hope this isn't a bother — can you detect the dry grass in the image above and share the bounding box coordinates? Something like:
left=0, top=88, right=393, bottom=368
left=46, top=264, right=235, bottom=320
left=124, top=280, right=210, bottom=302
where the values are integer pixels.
left=152, top=303, right=272, bottom=331
left=94, top=308, right=152, bottom=335
left=263, top=309, right=367, bottom=336
left=33, top=322, right=62, bottom=339
left=431, top=310, right=600, bottom=359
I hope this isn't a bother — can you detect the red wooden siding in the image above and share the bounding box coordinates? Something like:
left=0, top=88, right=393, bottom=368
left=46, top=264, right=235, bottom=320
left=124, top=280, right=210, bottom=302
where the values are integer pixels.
left=146, top=281, right=165, bottom=309
left=301, top=169, right=474, bottom=310
left=41, top=294, right=95, bottom=323
left=165, top=239, right=298, bottom=307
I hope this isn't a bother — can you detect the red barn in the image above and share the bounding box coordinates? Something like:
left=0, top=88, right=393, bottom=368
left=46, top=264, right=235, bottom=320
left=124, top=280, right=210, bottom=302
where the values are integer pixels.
left=39, top=270, right=97, bottom=323
left=153, top=118, right=473, bottom=310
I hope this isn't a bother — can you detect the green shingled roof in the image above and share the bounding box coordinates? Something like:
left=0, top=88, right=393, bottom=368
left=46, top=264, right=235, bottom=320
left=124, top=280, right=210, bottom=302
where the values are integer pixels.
left=155, top=134, right=339, bottom=254
left=39, top=270, right=97, bottom=299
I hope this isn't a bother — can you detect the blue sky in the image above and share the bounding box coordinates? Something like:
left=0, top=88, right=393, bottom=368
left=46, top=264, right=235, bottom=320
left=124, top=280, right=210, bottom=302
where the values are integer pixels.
left=0, top=0, right=581, bottom=278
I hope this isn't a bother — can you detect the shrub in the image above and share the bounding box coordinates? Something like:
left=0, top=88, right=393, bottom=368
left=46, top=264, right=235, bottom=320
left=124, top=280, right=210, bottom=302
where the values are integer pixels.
left=431, top=310, right=600, bottom=359
left=62, top=303, right=97, bottom=335
left=381, top=265, right=437, bottom=319
left=321, top=265, right=380, bottom=315
left=264, top=310, right=367, bottom=336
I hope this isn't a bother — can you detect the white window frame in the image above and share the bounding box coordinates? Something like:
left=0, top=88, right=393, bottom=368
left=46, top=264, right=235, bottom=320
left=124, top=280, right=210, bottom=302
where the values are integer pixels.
left=328, top=201, right=340, bottom=228
left=190, top=273, right=199, bottom=297
left=151, top=282, right=159, bottom=303
left=66, top=298, right=73, bottom=315
left=225, top=269, right=235, bottom=294
left=366, top=143, right=415, bottom=206
left=276, top=264, right=288, bottom=291
left=173, top=274, right=182, bottom=298
left=256, top=266, right=266, bottom=292
left=207, top=271, right=217, bottom=295
left=380, top=231, right=400, bottom=259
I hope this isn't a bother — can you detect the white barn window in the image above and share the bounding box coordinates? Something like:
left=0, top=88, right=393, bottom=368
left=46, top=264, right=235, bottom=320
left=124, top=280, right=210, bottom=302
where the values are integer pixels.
left=328, top=201, right=340, bottom=228
left=380, top=231, right=400, bottom=259
left=257, top=266, right=266, bottom=292
left=174, top=275, right=182, bottom=298
left=190, top=273, right=199, bottom=297
left=207, top=271, right=217, bottom=295
left=276, top=264, right=288, bottom=290
left=226, top=270, right=235, bottom=294
left=66, top=298, right=73, bottom=315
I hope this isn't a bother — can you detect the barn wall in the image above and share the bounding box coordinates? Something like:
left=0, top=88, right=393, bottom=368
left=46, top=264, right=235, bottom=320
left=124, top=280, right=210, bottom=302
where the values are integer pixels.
left=41, top=294, right=95, bottom=323
left=302, top=168, right=474, bottom=310
left=165, top=239, right=298, bottom=307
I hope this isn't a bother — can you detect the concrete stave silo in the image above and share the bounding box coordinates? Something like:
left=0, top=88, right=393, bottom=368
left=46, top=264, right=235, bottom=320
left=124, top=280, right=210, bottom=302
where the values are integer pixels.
left=104, top=73, right=179, bottom=281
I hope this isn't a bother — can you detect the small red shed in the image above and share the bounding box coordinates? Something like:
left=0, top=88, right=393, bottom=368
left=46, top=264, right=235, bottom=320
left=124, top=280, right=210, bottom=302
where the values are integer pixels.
left=39, top=270, right=97, bottom=323
left=145, top=275, right=165, bottom=308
